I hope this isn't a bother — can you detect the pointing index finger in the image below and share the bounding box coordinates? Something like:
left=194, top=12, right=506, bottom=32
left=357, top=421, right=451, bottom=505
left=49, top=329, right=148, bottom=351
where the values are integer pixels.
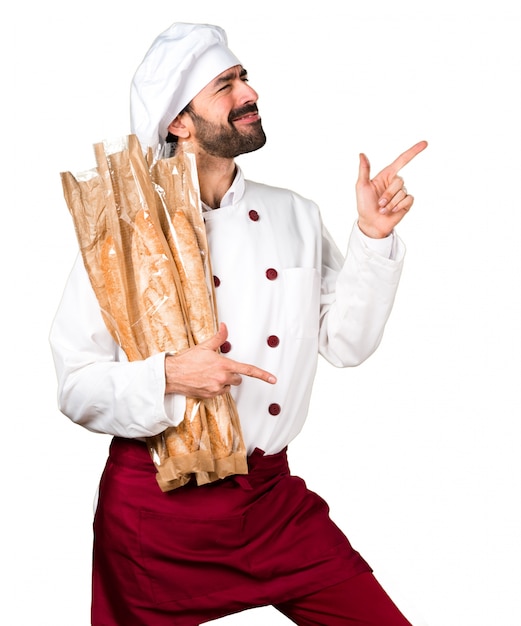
left=231, top=359, right=277, bottom=385
left=386, top=140, right=428, bottom=177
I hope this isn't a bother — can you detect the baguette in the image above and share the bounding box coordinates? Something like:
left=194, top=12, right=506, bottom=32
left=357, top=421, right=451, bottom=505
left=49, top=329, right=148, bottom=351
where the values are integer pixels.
left=100, top=235, right=143, bottom=361
left=131, top=207, right=205, bottom=459
left=131, top=208, right=188, bottom=355
left=167, top=209, right=215, bottom=344
left=165, top=398, right=203, bottom=456
left=203, top=396, right=233, bottom=460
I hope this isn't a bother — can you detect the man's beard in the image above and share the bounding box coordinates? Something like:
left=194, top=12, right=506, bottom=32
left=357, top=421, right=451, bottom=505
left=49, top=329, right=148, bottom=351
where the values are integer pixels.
left=187, top=104, right=266, bottom=158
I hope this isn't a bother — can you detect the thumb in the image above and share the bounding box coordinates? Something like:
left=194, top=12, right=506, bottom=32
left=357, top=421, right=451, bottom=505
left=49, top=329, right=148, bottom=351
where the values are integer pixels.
left=201, top=322, right=228, bottom=351
left=357, top=153, right=371, bottom=185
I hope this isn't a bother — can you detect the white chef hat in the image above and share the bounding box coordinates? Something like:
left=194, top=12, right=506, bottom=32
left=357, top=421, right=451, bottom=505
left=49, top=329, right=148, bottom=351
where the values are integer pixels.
left=130, top=22, right=241, bottom=154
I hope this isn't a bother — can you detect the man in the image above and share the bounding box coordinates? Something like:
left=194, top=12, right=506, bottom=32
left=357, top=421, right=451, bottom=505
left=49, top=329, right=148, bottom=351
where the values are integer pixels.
left=50, top=22, right=426, bottom=625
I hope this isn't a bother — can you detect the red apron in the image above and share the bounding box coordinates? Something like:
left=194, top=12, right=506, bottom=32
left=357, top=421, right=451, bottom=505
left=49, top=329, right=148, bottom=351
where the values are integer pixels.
left=92, top=437, right=371, bottom=625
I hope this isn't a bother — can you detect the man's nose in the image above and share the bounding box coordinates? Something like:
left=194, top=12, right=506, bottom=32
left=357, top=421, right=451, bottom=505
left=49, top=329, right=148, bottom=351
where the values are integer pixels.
left=237, top=81, right=258, bottom=104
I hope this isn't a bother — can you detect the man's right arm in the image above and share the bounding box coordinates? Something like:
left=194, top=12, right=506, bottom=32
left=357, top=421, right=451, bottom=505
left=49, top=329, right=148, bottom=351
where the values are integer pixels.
left=50, top=257, right=275, bottom=438
left=49, top=255, right=178, bottom=438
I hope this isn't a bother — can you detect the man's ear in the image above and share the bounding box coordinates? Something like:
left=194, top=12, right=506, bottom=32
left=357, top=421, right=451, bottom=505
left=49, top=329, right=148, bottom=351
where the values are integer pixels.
left=167, top=113, right=191, bottom=139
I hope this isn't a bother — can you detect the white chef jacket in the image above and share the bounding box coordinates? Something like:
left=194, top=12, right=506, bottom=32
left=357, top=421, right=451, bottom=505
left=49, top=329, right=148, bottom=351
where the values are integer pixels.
left=50, top=167, right=404, bottom=455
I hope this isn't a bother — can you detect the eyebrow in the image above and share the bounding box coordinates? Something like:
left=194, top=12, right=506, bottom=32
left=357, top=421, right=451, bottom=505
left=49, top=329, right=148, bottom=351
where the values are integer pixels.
left=213, top=67, right=248, bottom=88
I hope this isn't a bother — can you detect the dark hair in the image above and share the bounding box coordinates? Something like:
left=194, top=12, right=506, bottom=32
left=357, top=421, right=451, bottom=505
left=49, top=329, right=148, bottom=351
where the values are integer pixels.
left=165, top=130, right=178, bottom=146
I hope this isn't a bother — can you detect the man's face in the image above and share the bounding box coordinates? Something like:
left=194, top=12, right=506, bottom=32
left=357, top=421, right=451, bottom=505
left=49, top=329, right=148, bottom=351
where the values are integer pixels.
left=180, top=65, right=266, bottom=158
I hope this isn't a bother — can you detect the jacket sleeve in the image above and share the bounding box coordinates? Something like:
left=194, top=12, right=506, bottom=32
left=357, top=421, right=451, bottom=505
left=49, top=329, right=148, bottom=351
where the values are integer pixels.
left=318, top=221, right=405, bottom=367
left=49, top=254, right=185, bottom=438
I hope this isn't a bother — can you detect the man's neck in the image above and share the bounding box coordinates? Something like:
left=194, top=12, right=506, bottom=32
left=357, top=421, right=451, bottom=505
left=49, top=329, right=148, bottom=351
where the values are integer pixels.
left=193, top=150, right=236, bottom=209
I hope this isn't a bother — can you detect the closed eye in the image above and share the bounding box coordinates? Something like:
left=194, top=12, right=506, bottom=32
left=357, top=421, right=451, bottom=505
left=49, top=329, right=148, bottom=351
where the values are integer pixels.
left=213, top=67, right=249, bottom=93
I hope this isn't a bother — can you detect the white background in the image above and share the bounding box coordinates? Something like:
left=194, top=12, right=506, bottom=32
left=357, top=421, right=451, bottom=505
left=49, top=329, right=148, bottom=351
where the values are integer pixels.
left=2, top=1, right=520, bottom=625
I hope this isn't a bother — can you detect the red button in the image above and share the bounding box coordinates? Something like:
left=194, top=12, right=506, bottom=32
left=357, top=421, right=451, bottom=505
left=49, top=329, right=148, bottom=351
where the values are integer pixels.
left=220, top=341, right=232, bottom=354
left=248, top=210, right=260, bottom=221
left=268, top=403, right=281, bottom=416
left=213, top=275, right=221, bottom=287
left=267, top=335, right=280, bottom=348
left=266, top=268, right=278, bottom=280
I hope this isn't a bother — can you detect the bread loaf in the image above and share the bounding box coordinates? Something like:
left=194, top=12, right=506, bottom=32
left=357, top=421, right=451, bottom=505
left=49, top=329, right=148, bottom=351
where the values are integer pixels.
left=165, top=398, right=203, bottom=456
left=203, top=396, right=233, bottom=460
left=131, top=208, right=188, bottom=355
left=167, top=209, right=215, bottom=345
left=100, top=235, right=143, bottom=361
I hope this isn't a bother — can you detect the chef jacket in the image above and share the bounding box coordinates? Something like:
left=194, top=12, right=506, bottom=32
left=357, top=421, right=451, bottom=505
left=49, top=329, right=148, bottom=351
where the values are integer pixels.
left=50, top=167, right=404, bottom=455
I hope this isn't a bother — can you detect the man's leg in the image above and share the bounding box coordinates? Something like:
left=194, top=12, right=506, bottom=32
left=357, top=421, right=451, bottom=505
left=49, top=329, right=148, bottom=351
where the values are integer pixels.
left=274, top=572, right=413, bottom=626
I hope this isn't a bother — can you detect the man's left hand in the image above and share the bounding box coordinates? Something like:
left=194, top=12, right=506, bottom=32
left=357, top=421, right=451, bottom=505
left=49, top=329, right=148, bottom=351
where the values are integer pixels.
left=356, top=140, right=428, bottom=239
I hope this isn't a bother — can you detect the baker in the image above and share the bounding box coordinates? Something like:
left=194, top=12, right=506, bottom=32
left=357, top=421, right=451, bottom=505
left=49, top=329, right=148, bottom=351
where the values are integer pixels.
left=50, top=21, right=426, bottom=625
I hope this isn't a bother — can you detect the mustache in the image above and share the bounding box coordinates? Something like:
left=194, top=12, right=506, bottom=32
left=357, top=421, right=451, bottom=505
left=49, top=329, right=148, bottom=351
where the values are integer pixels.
left=229, top=103, right=259, bottom=123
